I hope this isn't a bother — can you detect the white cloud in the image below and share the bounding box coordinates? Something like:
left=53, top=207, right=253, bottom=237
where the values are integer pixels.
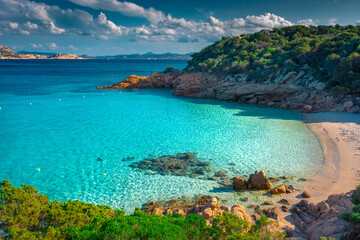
left=47, top=42, right=57, bottom=49
left=244, top=13, right=292, bottom=28
left=24, top=21, right=38, bottom=29
left=9, top=22, right=19, bottom=29
left=133, top=12, right=294, bottom=42
left=48, top=21, right=65, bottom=34
left=95, top=12, right=128, bottom=36
left=328, top=17, right=338, bottom=25
left=69, top=0, right=165, bottom=23
left=19, top=29, right=30, bottom=35
left=32, top=43, right=43, bottom=48
left=356, top=20, right=360, bottom=26
left=68, top=45, right=78, bottom=50
left=0, top=0, right=324, bottom=44
left=297, top=19, right=316, bottom=26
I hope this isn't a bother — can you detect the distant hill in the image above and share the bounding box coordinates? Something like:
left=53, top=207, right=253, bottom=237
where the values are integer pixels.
left=0, top=46, right=83, bottom=59
left=18, top=51, right=57, bottom=56
left=97, top=52, right=192, bottom=60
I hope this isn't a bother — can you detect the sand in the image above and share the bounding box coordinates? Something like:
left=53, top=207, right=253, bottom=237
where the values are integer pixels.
left=302, top=112, right=360, bottom=203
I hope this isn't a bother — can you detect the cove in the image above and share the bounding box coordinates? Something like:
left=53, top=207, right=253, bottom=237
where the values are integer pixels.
left=0, top=60, right=323, bottom=213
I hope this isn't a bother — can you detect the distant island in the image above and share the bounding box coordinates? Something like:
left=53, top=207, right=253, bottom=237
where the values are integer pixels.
left=0, top=46, right=83, bottom=59
left=95, top=52, right=192, bottom=60
left=0, top=46, right=192, bottom=60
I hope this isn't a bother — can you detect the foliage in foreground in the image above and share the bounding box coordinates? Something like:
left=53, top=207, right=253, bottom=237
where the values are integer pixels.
left=186, top=25, right=360, bottom=91
left=0, top=180, right=285, bottom=239
left=341, top=185, right=360, bottom=239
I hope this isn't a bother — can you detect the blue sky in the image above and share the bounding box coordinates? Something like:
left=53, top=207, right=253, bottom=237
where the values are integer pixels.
left=0, top=0, right=359, bottom=56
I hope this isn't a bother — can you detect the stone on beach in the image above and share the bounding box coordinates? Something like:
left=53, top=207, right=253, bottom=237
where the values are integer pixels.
left=301, top=191, right=312, bottom=198
left=270, top=184, right=287, bottom=195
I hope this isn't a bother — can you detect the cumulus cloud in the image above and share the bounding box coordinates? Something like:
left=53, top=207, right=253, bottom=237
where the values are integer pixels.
left=69, top=0, right=165, bottom=23
left=297, top=19, right=316, bottom=26
left=95, top=12, right=128, bottom=36
left=356, top=20, right=360, bottom=26
left=133, top=13, right=293, bottom=42
left=0, top=0, right=339, bottom=44
left=48, top=22, right=65, bottom=34
left=9, top=22, right=19, bottom=29
left=0, top=0, right=128, bottom=39
left=328, top=17, right=338, bottom=25
left=24, top=21, right=38, bottom=29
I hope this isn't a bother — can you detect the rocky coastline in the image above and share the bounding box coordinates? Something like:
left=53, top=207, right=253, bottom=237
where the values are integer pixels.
left=97, top=65, right=360, bottom=113
left=139, top=170, right=355, bottom=239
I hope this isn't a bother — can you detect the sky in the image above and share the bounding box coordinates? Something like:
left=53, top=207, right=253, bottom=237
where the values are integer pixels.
left=0, top=0, right=359, bottom=56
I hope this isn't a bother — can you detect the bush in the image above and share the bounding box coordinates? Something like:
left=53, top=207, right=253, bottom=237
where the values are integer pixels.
left=341, top=186, right=360, bottom=239
left=1, top=180, right=285, bottom=239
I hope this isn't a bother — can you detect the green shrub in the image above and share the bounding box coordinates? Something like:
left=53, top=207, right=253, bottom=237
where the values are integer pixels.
left=1, top=180, right=285, bottom=239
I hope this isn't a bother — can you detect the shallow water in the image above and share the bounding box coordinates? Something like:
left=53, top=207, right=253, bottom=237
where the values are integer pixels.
left=0, top=60, right=323, bottom=212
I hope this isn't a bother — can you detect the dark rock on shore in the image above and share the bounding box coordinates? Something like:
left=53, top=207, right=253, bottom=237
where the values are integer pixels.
left=270, top=184, right=287, bottom=195
left=291, top=191, right=353, bottom=240
left=301, top=191, right=312, bottom=198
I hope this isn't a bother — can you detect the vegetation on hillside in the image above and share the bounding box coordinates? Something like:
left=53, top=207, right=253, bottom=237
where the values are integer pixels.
left=186, top=25, right=360, bottom=91
left=342, top=186, right=360, bottom=239
left=0, top=180, right=285, bottom=239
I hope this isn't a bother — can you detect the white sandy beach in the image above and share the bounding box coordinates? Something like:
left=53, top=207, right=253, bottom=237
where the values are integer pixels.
left=302, top=112, right=360, bottom=203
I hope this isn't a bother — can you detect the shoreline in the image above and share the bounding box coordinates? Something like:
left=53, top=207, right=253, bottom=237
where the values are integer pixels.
left=301, top=112, right=360, bottom=203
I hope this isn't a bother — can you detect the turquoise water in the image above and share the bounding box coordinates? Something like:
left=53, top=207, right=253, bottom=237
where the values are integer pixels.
left=0, top=60, right=323, bottom=212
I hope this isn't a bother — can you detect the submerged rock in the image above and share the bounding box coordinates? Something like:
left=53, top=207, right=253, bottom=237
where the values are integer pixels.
left=129, top=152, right=212, bottom=179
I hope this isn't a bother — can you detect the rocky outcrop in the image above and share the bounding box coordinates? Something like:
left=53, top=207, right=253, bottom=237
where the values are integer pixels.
left=97, top=64, right=360, bottom=113
left=142, top=196, right=253, bottom=227
left=232, top=170, right=272, bottom=191
left=97, top=72, right=180, bottom=89
left=291, top=191, right=353, bottom=240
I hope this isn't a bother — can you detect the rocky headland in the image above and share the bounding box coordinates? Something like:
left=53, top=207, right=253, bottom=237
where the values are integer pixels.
left=97, top=67, right=359, bottom=113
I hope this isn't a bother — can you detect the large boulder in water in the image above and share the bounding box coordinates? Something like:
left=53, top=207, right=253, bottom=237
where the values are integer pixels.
left=247, top=170, right=272, bottom=190
left=232, top=177, right=247, bottom=190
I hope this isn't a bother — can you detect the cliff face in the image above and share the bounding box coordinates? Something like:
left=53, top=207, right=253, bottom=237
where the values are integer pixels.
left=0, top=46, right=83, bottom=59
left=98, top=66, right=360, bottom=113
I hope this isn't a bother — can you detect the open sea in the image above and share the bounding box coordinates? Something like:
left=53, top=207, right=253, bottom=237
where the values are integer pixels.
left=0, top=59, right=324, bottom=212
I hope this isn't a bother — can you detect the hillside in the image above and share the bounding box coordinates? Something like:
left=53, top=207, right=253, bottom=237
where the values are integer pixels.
left=99, top=25, right=360, bottom=113
left=186, top=25, right=360, bottom=91
left=0, top=46, right=83, bottom=59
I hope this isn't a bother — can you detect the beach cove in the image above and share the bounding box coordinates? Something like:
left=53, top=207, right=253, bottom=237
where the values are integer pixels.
left=0, top=59, right=326, bottom=211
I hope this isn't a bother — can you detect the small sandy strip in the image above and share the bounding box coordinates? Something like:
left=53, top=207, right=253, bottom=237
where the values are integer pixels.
left=302, top=112, right=360, bottom=203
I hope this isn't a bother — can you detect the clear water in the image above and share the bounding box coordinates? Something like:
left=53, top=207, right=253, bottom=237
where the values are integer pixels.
left=0, top=60, right=323, bottom=212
